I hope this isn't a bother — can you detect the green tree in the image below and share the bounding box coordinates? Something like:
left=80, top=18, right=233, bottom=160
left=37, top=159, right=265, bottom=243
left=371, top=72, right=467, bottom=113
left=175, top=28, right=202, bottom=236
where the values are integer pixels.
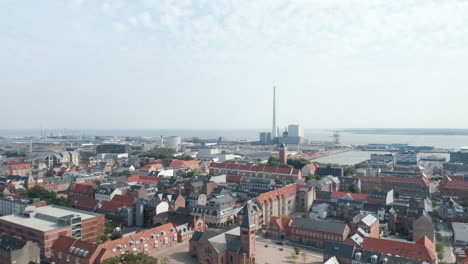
left=348, top=183, right=360, bottom=193
left=433, top=209, right=441, bottom=219
left=287, top=158, right=310, bottom=169
left=372, top=186, right=382, bottom=193
left=140, top=148, right=177, bottom=159
left=344, top=167, right=357, bottom=176
left=103, top=253, right=160, bottom=264
left=274, top=178, right=283, bottom=184
left=19, top=186, right=71, bottom=207
left=436, top=241, right=444, bottom=260
left=435, top=232, right=443, bottom=242
left=301, top=213, right=310, bottom=218
left=314, top=175, right=322, bottom=181
left=293, top=247, right=301, bottom=255
left=183, top=168, right=203, bottom=178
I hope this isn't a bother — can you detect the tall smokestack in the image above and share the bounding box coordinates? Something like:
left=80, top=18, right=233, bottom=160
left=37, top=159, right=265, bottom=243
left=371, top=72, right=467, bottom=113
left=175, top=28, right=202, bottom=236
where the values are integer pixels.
left=272, top=86, right=277, bottom=138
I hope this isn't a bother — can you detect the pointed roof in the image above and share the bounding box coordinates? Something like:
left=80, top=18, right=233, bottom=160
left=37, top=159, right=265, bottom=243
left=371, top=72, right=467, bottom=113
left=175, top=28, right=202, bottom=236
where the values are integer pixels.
left=240, top=200, right=257, bottom=228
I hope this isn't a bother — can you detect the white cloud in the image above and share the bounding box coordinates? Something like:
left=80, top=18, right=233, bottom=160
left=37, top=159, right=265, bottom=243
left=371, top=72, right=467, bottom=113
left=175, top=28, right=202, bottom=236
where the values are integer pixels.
left=138, top=11, right=153, bottom=28
left=128, top=16, right=138, bottom=26
left=69, top=0, right=84, bottom=11
left=112, top=22, right=129, bottom=33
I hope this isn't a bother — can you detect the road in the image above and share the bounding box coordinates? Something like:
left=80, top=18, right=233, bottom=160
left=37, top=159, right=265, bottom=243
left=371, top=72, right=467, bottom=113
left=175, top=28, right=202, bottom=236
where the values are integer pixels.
left=438, top=223, right=456, bottom=264
left=256, top=235, right=324, bottom=259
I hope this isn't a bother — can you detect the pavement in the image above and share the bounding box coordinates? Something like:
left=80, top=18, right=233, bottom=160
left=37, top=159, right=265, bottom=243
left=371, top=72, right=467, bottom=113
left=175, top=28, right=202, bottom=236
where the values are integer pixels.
left=438, top=223, right=456, bottom=264
left=154, top=237, right=324, bottom=264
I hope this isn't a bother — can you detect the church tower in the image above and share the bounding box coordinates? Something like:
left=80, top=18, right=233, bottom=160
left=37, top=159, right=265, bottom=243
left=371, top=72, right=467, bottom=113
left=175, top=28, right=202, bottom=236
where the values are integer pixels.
left=279, top=142, right=287, bottom=164
left=240, top=203, right=256, bottom=263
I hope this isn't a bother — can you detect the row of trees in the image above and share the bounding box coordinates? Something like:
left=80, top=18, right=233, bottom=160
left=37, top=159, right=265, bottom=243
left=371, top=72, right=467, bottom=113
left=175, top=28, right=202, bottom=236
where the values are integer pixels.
left=17, top=185, right=72, bottom=207
left=103, top=253, right=169, bottom=264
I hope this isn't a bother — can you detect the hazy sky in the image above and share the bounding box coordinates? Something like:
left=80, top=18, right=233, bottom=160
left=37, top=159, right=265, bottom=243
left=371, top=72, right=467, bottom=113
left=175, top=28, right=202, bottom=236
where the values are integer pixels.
left=1, top=0, right=468, bottom=130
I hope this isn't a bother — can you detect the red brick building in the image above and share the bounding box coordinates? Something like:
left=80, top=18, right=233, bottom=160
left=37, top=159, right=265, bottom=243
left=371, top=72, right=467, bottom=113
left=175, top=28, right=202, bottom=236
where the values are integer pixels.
left=210, top=162, right=302, bottom=183
left=51, top=223, right=184, bottom=264
left=272, top=217, right=350, bottom=248
left=440, top=176, right=468, bottom=202
left=0, top=205, right=104, bottom=258
left=9, top=163, right=32, bottom=176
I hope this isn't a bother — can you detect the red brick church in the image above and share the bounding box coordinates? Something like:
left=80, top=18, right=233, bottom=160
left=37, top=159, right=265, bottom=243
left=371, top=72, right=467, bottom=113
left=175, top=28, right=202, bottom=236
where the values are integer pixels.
left=189, top=202, right=256, bottom=264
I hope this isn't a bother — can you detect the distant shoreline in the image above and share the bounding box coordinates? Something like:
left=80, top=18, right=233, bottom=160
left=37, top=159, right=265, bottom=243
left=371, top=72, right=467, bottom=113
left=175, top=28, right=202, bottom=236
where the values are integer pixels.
left=340, top=129, right=468, bottom=136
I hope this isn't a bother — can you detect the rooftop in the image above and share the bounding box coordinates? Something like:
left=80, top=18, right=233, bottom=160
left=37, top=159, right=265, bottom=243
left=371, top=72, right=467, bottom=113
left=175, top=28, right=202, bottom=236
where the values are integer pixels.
left=0, top=205, right=102, bottom=232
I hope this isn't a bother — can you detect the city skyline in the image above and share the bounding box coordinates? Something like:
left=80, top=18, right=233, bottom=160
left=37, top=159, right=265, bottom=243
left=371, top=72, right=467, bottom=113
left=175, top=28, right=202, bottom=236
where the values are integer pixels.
left=2, top=1, right=468, bottom=129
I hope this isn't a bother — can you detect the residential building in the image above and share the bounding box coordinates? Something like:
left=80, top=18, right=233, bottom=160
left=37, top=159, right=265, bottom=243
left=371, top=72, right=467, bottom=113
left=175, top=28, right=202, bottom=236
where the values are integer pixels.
left=191, top=195, right=235, bottom=227
left=209, top=162, right=302, bottom=183
left=301, top=163, right=319, bottom=177
left=316, top=165, right=344, bottom=177
left=275, top=217, right=350, bottom=248
left=395, top=150, right=418, bottom=166
left=94, top=183, right=129, bottom=201
left=313, top=175, right=340, bottom=192
left=353, top=176, right=429, bottom=198
left=0, top=234, right=40, bottom=264
left=0, top=205, right=104, bottom=257
left=358, top=236, right=437, bottom=264
left=239, top=177, right=275, bottom=196
left=413, top=211, right=434, bottom=242
left=0, top=193, right=47, bottom=216
left=51, top=223, right=181, bottom=264
left=440, top=176, right=468, bottom=202
left=255, top=184, right=315, bottom=227
left=8, top=163, right=32, bottom=176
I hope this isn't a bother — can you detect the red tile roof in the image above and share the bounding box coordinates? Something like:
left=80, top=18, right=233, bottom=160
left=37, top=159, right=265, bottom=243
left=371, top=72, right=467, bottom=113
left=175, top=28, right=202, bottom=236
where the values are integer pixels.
left=99, top=200, right=128, bottom=212
left=226, top=175, right=243, bottom=184
left=141, top=164, right=164, bottom=171
left=332, top=192, right=370, bottom=201
left=256, top=184, right=312, bottom=204
left=127, top=175, right=161, bottom=184
left=440, top=176, right=468, bottom=190
left=72, top=183, right=95, bottom=195
left=169, top=160, right=199, bottom=168
left=52, top=236, right=104, bottom=260
left=100, top=223, right=178, bottom=259
left=362, top=236, right=436, bottom=262
left=210, top=162, right=301, bottom=176
left=269, top=216, right=292, bottom=231
left=72, top=197, right=99, bottom=210
left=111, top=195, right=136, bottom=207
left=9, top=163, right=31, bottom=170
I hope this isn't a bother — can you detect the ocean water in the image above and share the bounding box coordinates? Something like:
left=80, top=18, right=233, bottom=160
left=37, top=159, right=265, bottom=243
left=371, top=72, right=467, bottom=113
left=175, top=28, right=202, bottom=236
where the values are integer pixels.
left=1, top=129, right=468, bottom=149
left=312, top=151, right=451, bottom=166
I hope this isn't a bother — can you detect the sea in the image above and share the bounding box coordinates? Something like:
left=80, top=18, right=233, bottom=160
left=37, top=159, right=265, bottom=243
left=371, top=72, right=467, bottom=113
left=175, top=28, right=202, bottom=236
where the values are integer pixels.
left=312, top=151, right=451, bottom=166
left=2, top=129, right=467, bottom=149
left=1, top=128, right=467, bottom=165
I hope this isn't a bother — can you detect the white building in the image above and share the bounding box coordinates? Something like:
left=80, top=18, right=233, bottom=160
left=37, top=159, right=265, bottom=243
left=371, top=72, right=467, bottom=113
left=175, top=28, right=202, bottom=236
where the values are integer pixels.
left=453, top=222, right=468, bottom=245
left=287, top=124, right=304, bottom=137
left=166, top=136, right=182, bottom=151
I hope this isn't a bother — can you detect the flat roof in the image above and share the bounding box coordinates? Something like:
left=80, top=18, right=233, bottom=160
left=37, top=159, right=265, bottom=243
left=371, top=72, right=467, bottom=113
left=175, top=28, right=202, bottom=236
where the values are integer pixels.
left=0, top=214, right=65, bottom=231
left=36, top=205, right=102, bottom=220
left=0, top=205, right=103, bottom=232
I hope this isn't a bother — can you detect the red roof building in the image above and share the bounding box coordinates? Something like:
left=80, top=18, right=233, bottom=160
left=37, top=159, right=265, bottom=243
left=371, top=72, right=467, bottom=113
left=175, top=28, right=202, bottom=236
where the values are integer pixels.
left=361, top=236, right=436, bottom=263
left=255, top=184, right=315, bottom=227
left=440, top=176, right=468, bottom=202
left=169, top=160, right=200, bottom=168
left=210, top=162, right=302, bottom=183
left=331, top=192, right=370, bottom=202
left=9, top=163, right=32, bottom=176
